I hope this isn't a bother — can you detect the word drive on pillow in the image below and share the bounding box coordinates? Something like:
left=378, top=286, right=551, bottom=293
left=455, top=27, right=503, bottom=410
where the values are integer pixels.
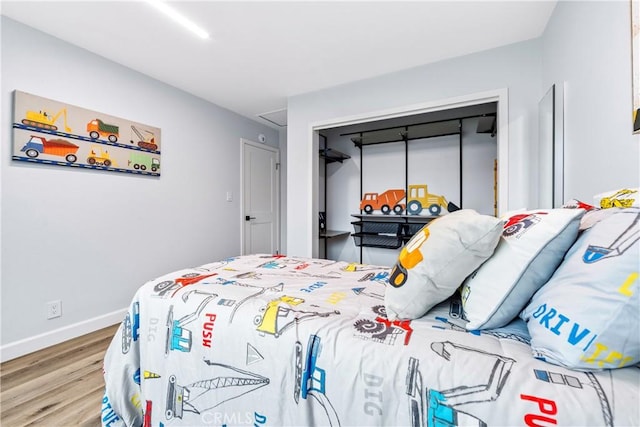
left=461, top=208, right=584, bottom=330
left=384, top=209, right=502, bottom=320
left=521, top=208, right=639, bottom=370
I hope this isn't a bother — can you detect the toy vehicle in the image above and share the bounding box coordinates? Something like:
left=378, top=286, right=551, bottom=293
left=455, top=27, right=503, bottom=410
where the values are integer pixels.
left=87, top=145, right=116, bottom=167
left=129, top=152, right=160, bottom=172
left=21, top=108, right=71, bottom=132
left=360, top=185, right=458, bottom=216
left=130, top=125, right=158, bottom=151
left=87, top=119, right=119, bottom=142
left=20, top=135, right=78, bottom=163
left=406, top=184, right=457, bottom=216
left=360, top=189, right=405, bottom=214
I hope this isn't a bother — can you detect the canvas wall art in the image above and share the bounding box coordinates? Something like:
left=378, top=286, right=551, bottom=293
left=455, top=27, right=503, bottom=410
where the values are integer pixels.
left=12, top=90, right=161, bottom=176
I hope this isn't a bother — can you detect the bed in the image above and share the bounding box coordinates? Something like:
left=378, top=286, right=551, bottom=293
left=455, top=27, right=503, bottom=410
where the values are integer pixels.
left=102, top=206, right=640, bottom=427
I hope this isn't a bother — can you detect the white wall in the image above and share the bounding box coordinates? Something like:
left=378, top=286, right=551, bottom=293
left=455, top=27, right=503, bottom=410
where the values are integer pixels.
left=541, top=0, right=640, bottom=200
left=287, top=39, right=542, bottom=257
left=0, top=17, right=278, bottom=359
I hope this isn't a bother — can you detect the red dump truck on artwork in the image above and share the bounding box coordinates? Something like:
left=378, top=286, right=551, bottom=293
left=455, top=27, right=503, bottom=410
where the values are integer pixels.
left=20, top=135, right=79, bottom=163
left=87, top=119, right=119, bottom=143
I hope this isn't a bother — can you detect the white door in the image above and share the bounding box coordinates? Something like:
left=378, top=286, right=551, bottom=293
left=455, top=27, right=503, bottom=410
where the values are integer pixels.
left=241, top=139, right=280, bottom=255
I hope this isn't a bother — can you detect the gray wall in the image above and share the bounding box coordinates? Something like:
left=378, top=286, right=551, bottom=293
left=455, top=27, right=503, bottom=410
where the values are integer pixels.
left=287, top=39, right=542, bottom=257
left=541, top=0, right=639, bottom=200
left=0, top=17, right=278, bottom=354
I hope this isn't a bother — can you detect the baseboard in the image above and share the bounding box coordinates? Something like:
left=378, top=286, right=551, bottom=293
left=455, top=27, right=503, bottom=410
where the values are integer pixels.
left=0, top=308, right=126, bottom=363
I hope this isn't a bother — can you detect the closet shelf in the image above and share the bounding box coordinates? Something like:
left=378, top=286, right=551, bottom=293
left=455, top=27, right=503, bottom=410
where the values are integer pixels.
left=350, top=214, right=436, bottom=249
left=320, top=148, right=351, bottom=164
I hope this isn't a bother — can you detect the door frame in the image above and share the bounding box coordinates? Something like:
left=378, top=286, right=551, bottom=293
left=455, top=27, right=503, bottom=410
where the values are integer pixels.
left=308, top=88, right=509, bottom=257
left=240, top=138, right=281, bottom=255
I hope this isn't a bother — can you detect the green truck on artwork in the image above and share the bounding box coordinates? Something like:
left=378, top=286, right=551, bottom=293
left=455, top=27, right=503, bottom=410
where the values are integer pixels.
left=87, top=119, right=119, bottom=142
left=129, top=152, right=160, bottom=172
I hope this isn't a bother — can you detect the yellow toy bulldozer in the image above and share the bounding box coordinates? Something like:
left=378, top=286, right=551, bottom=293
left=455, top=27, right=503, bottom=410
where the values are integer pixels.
left=406, top=184, right=459, bottom=216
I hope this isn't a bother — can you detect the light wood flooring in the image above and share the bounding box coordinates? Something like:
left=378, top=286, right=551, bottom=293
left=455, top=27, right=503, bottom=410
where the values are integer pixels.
left=0, top=324, right=120, bottom=427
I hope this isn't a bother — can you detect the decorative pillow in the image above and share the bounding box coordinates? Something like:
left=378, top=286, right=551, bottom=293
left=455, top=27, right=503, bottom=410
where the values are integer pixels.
left=384, top=209, right=502, bottom=320
left=461, top=208, right=584, bottom=330
left=521, top=208, right=639, bottom=370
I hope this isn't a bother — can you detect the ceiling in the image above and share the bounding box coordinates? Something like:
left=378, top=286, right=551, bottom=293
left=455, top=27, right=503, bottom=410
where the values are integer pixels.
left=1, top=1, right=557, bottom=128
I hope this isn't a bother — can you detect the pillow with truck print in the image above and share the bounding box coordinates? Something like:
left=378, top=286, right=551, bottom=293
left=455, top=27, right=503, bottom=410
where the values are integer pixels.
left=384, top=209, right=502, bottom=320
left=521, top=207, right=639, bottom=370
left=461, top=208, right=584, bottom=330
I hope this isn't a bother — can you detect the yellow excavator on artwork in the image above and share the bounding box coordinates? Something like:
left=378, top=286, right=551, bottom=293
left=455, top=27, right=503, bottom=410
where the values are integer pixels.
left=22, top=108, right=72, bottom=133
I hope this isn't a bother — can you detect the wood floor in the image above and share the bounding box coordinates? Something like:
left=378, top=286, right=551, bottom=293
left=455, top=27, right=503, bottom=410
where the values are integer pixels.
left=0, top=324, right=120, bottom=427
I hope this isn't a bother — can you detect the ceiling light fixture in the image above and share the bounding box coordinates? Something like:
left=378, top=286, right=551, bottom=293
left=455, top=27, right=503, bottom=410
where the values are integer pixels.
left=145, top=0, right=210, bottom=40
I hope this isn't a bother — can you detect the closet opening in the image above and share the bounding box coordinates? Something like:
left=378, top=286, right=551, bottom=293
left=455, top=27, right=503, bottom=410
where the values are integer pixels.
left=312, top=89, right=508, bottom=264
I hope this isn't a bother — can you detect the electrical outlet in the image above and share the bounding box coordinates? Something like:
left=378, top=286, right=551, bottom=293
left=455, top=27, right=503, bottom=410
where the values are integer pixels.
left=47, top=300, right=62, bottom=319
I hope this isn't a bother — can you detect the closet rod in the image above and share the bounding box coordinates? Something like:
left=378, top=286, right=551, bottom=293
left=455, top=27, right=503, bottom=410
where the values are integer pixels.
left=339, top=113, right=495, bottom=137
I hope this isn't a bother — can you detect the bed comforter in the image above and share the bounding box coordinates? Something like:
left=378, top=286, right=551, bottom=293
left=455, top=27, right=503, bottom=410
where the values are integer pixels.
left=102, top=254, right=640, bottom=426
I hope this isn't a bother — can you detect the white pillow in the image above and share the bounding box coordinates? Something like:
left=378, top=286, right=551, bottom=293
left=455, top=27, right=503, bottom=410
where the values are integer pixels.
left=461, top=208, right=584, bottom=330
left=384, top=209, right=502, bottom=320
left=521, top=208, right=640, bottom=370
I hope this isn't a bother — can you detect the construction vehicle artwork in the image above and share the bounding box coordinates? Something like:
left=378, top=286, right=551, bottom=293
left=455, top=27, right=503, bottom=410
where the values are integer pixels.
left=153, top=272, right=218, bottom=298
left=360, top=185, right=458, bottom=216
left=292, top=335, right=341, bottom=426
left=353, top=305, right=413, bottom=345
left=20, top=135, right=79, bottom=163
left=87, top=145, right=116, bottom=167
left=221, top=281, right=284, bottom=324
left=21, top=108, right=71, bottom=132
left=143, top=400, right=153, bottom=427
left=583, top=210, right=639, bottom=263
left=351, top=286, right=384, bottom=301
left=165, top=360, right=269, bottom=420
left=130, top=125, right=158, bottom=151
left=342, top=263, right=382, bottom=273
left=406, top=342, right=515, bottom=427
left=357, top=271, right=389, bottom=283
left=599, top=189, right=638, bottom=209
left=121, top=302, right=140, bottom=353
left=129, top=152, right=160, bottom=172
left=502, top=211, right=547, bottom=238
left=533, top=368, right=613, bottom=426
left=87, top=119, right=119, bottom=142
left=165, top=290, right=218, bottom=354
left=390, top=226, right=430, bottom=288
left=254, top=295, right=340, bottom=338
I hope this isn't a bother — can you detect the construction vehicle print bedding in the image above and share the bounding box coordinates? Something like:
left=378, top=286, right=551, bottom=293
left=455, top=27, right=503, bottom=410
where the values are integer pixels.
left=102, top=254, right=639, bottom=427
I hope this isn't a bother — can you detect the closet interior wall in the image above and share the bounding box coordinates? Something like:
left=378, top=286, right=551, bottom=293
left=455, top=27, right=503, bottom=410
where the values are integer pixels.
left=320, top=105, right=497, bottom=266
